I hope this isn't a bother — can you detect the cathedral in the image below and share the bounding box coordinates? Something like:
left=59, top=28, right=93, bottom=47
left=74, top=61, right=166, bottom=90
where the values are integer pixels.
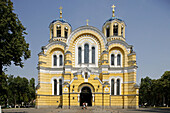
left=36, top=5, right=139, bottom=109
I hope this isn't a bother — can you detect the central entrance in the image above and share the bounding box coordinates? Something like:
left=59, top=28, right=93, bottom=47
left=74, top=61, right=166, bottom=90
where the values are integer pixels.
left=80, top=86, right=92, bottom=106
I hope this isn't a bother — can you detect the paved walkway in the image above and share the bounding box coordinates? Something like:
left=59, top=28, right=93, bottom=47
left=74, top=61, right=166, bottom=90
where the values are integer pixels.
left=2, top=107, right=170, bottom=113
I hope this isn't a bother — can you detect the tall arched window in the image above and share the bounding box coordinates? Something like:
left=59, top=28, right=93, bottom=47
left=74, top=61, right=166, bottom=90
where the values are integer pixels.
left=53, top=55, right=57, bottom=66
left=51, top=28, right=53, bottom=38
left=78, top=47, right=82, bottom=64
left=59, top=79, right=62, bottom=95
left=121, top=26, right=123, bottom=36
left=106, top=27, right=110, bottom=37
left=59, top=55, right=63, bottom=66
left=84, top=44, right=89, bottom=63
left=92, top=47, right=95, bottom=64
left=64, top=27, right=68, bottom=38
left=54, top=79, right=57, bottom=95
left=113, top=24, right=118, bottom=36
left=111, top=79, right=114, bottom=95
left=117, top=79, right=120, bottom=95
left=111, top=54, right=114, bottom=65
left=57, top=26, right=61, bottom=37
left=117, top=54, right=121, bottom=66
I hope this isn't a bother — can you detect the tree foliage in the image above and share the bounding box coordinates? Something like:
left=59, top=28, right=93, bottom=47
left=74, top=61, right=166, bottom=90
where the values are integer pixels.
left=0, top=0, right=31, bottom=74
left=0, top=74, right=36, bottom=107
left=139, top=71, right=170, bottom=107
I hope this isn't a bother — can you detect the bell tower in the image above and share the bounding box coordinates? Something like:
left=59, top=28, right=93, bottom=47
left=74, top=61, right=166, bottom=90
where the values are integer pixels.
left=102, top=4, right=126, bottom=42
left=49, top=6, right=72, bottom=43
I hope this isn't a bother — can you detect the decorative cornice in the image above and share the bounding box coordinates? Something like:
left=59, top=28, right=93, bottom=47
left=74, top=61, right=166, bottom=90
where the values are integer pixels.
left=38, top=66, right=64, bottom=71
left=127, top=52, right=136, bottom=56
left=108, top=40, right=132, bottom=49
left=101, top=60, right=109, bottom=63
left=66, top=26, right=107, bottom=48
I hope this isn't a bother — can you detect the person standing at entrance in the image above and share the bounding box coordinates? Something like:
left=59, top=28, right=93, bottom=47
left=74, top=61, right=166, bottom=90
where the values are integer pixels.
left=83, top=102, right=86, bottom=109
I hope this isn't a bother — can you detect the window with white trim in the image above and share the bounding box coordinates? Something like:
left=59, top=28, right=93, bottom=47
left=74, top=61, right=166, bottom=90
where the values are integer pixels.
left=117, top=54, right=121, bottom=66
left=111, top=79, right=114, bottom=95
left=117, top=79, right=120, bottom=95
left=113, top=23, right=118, bottom=36
left=78, top=47, right=82, bottom=64
left=54, top=79, right=57, bottom=95
left=59, top=55, right=63, bottom=66
left=57, top=25, right=61, bottom=37
left=92, top=47, right=95, bottom=64
left=84, top=43, right=89, bottom=63
left=53, top=55, right=57, bottom=66
left=59, top=79, right=62, bottom=95
left=111, top=54, right=115, bottom=65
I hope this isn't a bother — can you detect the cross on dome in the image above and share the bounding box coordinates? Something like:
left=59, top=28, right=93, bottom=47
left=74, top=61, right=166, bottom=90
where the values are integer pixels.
left=59, top=6, right=63, bottom=19
left=86, top=19, right=89, bottom=26
left=112, top=4, right=116, bottom=17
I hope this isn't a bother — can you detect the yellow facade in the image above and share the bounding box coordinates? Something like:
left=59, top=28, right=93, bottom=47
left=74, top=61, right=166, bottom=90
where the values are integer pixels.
left=36, top=5, right=139, bottom=109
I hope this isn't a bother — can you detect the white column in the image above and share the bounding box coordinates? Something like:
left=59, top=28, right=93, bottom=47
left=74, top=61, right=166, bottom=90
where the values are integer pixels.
left=114, top=80, right=117, bottom=95
left=57, top=80, right=59, bottom=95
left=57, top=55, right=59, bottom=67
left=92, top=94, right=95, bottom=102
left=89, top=48, right=92, bottom=64
left=115, top=55, right=117, bottom=67
left=82, top=47, right=84, bottom=63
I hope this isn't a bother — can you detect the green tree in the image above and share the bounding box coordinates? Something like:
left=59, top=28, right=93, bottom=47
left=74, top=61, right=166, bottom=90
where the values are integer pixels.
left=0, top=72, right=8, bottom=105
left=139, top=76, right=152, bottom=106
left=0, top=0, right=31, bottom=75
left=160, top=71, right=170, bottom=106
left=28, top=78, right=35, bottom=105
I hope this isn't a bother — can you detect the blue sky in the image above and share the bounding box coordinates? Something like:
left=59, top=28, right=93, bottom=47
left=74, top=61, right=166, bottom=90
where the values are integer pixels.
left=7, top=0, right=170, bottom=84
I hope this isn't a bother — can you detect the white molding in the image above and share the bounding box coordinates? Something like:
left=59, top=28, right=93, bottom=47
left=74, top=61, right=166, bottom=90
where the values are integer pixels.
left=39, top=69, right=63, bottom=74
left=40, top=81, right=51, bottom=84
left=75, top=36, right=99, bottom=67
left=52, top=51, right=64, bottom=68
left=123, top=81, right=136, bottom=84
left=109, top=50, right=122, bottom=67
left=109, top=76, right=123, bottom=95
left=51, top=76, right=63, bottom=95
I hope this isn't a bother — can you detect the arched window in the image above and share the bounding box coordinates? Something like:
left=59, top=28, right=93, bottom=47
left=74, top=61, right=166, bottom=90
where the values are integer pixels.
left=111, top=79, right=114, bottom=95
left=113, top=24, right=118, bottom=36
left=57, top=26, right=61, bottom=37
left=106, top=26, right=110, bottom=37
left=92, top=47, right=95, bottom=64
left=64, top=27, right=68, bottom=38
left=85, top=72, right=88, bottom=79
left=78, top=47, right=82, bottom=64
left=117, top=54, right=121, bottom=66
left=59, top=79, right=62, bottom=95
left=84, top=44, right=89, bottom=63
left=53, top=55, right=57, bottom=66
left=121, top=26, right=123, bottom=36
left=54, top=79, right=57, bottom=95
left=59, top=55, right=63, bottom=66
left=117, top=79, right=120, bottom=95
left=51, top=28, right=53, bottom=38
left=111, top=54, right=114, bottom=65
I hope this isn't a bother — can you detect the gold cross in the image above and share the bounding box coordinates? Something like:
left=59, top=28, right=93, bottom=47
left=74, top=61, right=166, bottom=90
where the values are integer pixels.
left=59, top=6, right=63, bottom=10
left=86, top=19, right=89, bottom=26
left=112, top=4, right=116, bottom=11
left=59, top=6, right=63, bottom=19
left=112, top=4, right=116, bottom=17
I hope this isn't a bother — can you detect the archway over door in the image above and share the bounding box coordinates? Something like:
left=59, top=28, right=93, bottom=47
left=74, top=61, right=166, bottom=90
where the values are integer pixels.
left=80, top=86, right=92, bottom=106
